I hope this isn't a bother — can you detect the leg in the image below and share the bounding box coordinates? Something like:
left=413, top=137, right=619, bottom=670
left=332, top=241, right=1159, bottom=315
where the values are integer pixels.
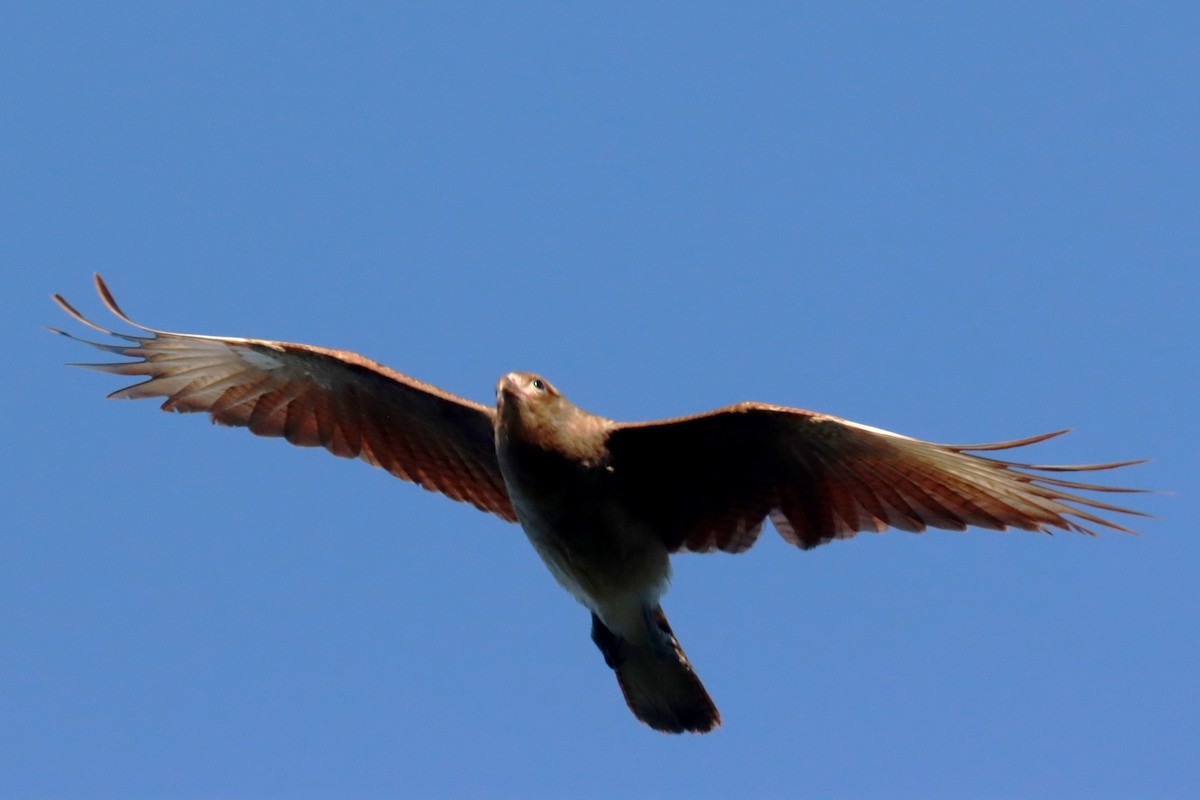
left=643, top=604, right=680, bottom=660
left=590, top=612, right=625, bottom=670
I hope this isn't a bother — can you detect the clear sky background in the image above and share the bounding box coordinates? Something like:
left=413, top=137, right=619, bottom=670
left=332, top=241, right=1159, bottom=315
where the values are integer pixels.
left=3, top=4, right=1196, bottom=799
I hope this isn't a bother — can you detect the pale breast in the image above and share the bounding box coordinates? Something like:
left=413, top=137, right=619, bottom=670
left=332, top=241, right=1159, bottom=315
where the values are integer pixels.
left=499, top=446, right=671, bottom=633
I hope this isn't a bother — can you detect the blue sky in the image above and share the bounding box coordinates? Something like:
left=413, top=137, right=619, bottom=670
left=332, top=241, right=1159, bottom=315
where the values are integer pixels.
left=3, top=3, right=1196, bottom=798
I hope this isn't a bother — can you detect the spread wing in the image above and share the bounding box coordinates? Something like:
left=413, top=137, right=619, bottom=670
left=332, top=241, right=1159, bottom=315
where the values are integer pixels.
left=606, top=403, right=1148, bottom=552
left=50, top=274, right=516, bottom=522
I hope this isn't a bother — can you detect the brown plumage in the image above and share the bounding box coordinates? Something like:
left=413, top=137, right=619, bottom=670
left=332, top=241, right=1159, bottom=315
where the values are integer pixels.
left=50, top=274, right=1149, bottom=734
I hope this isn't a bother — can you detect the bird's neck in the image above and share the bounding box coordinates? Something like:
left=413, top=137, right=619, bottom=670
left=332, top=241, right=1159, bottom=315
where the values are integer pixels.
left=497, top=404, right=611, bottom=467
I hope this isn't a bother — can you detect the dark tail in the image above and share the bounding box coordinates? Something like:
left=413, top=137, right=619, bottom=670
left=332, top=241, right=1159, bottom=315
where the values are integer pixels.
left=590, top=607, right=720, bottom=734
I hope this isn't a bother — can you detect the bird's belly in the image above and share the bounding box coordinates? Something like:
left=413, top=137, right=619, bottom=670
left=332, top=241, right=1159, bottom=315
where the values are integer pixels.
left=510, top=491, right=670, bottom=640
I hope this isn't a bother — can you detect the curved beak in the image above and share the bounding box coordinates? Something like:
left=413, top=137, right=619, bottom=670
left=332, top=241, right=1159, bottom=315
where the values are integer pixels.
left=496, top=372, right=525, bottom=406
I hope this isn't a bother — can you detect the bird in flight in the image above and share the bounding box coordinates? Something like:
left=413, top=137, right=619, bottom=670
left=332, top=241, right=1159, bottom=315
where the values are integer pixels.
left=50, top=274, right=1148, bottom=734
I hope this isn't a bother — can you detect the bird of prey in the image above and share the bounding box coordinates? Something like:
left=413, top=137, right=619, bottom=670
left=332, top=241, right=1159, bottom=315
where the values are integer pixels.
left=50, top=275, right=1148, bottom=734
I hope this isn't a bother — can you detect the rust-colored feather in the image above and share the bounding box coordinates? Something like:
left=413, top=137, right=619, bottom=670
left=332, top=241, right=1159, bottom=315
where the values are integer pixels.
left=608, top=405, right=1148, bottom=552
left=50, top=274, right=516, bottom=522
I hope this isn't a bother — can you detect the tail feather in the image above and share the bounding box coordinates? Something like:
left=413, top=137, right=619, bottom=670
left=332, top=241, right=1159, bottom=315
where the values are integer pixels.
left=591, top=608, right=720, bottom=734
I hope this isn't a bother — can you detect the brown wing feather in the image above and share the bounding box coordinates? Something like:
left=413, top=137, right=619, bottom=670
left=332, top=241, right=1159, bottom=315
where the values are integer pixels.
left=50, top=274, right=516, bottom=522
left=607, top=403, right=1148, bottom=552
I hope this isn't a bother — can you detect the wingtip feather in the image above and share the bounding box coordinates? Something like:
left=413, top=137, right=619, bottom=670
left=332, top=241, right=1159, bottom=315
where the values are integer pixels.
left=92, top=273, right=157, bottom=333
left=51, top=292, right=114, bottom=336
left=949, top=429, right=1071, bottom=452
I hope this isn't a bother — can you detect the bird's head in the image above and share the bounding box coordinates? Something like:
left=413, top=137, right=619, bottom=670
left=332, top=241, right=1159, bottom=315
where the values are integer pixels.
left=495, top=371, right=607, bottom=456
left=496, top=371, right=561, bottom=418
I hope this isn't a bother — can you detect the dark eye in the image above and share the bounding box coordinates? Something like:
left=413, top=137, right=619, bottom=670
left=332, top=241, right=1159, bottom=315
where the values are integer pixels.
left=531, top=378, right=546, bottom=392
